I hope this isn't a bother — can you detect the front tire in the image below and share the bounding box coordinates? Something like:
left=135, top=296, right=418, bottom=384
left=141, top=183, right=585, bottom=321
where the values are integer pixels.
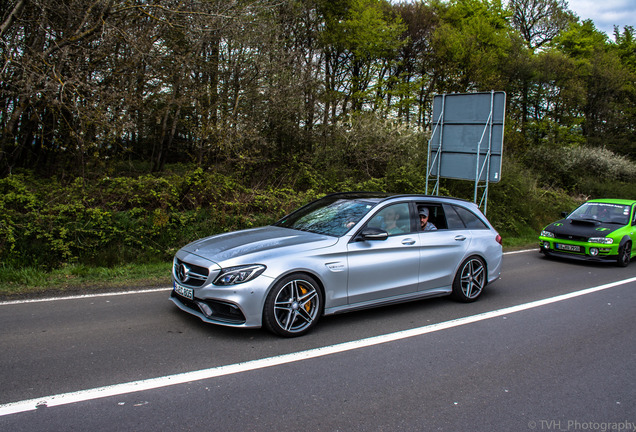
left=451, top=256, right=486, bottom=302
left=263, top=274, right=323, bottom=337
left=617, top=241, right=631, bottom=267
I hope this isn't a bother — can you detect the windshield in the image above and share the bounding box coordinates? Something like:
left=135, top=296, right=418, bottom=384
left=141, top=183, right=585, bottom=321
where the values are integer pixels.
left=568, top=202, right=631, bottom=225
left=274, top=197, right=377, bottom=237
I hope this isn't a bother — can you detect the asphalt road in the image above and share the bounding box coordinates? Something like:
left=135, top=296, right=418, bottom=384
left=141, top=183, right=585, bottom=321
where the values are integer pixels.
left=1, top=250, right=635, bottom=431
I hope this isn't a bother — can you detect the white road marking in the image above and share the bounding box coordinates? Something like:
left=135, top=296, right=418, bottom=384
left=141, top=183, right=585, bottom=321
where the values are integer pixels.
left=1, top=275, right=634, bottom=417
left=503, top=248, right=537, bottom=255
left=0, top=288, right=171, bottom=306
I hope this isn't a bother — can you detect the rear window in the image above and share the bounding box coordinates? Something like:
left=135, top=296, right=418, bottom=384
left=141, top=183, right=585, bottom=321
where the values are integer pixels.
left=443, top=204, right=466, bottom=230
left=453, top=206, right=488, bottom=229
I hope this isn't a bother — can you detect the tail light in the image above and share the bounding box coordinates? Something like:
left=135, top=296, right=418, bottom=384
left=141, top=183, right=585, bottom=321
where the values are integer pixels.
left=495, top=234, right=502, bottom=245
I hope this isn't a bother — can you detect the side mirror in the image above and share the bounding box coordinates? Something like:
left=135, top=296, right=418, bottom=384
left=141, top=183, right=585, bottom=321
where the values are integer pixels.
left=357, top=227, right=389, bottom=241
left=561, top=211, right=569, bottom=218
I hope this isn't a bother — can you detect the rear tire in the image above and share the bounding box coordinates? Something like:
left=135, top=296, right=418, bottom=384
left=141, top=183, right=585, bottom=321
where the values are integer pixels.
left=451, top=256, right=486, bottom=302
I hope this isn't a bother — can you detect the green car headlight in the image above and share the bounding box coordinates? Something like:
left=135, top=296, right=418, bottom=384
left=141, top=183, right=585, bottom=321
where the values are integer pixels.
left=540, top=230, right=555, bottom=238
left=588, top=237, right=613, bottom=245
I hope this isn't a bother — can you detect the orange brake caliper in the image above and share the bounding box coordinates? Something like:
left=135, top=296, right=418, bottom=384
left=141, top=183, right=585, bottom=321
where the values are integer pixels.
left=300, top=285, right=311, bottom=312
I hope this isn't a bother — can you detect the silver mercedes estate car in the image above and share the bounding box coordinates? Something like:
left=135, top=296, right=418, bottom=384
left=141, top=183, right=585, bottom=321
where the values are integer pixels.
left=171, top=193, right=503, bottom=337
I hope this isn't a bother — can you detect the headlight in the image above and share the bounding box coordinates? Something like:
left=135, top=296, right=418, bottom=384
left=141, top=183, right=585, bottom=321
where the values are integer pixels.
left=540, top=230, right=555, bottom=238
left=214, top=264, right=266, bottom=286
left=588, top=237, right=613, bottom=245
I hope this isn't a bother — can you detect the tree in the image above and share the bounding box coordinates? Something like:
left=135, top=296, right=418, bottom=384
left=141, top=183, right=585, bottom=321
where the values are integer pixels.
left=509, top=0, right=574, bottom=50
left=391, top=1, right=439, bottom=127
left=430, top=0, right=514, bottom=92
left=0, top=0, right=116, bottom=175
left=1, top=0, right=634, bottom=180
left=553, top=20, right=635, bottom=154
left=318, top=0, right=405, bottom=119
left=609, top=26, right=636, bottom=156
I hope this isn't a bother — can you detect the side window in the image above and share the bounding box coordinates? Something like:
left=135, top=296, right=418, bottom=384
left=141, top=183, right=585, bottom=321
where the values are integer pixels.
left=443, top=204, right=466, bottom=230
left=416, top=204, right=447, bottom=231
left=453, top=205, right=488, bottom=229
left=367, top=203, right=411, bottom=235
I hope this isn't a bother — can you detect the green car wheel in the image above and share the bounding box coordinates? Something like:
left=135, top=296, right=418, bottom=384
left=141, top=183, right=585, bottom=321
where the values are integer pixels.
left=617, top=241, right=631, bottom=267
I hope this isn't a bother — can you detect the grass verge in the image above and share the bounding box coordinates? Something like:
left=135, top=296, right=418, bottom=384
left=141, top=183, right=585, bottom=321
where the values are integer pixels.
left=0, top=262, right=172, bottom=300
left=500, top=227, right=539, bottom=250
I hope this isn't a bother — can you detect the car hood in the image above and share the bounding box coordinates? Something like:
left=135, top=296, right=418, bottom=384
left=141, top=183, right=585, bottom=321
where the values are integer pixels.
left=180, top=226, right=338, bottom=263
left=546, top=218, right=624, bottom=238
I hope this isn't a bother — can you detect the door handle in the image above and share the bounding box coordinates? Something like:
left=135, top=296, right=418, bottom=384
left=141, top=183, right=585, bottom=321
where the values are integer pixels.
left=402, top=238, right=416, bottom=245
left=455, top=235, right=467, bottom=241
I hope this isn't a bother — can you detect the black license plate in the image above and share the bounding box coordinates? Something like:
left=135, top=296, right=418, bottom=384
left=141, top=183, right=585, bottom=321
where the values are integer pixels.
left=556, top=243, right=581, bottom=252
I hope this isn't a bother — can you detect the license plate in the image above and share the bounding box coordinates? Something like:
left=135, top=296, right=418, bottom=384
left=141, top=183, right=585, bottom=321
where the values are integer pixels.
left=556, top=243, right=581, bottom=252
left=174, top=282, right=194, bottom=300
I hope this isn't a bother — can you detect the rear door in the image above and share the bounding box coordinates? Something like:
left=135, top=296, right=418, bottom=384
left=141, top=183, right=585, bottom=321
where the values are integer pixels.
left=416, top=203, right=471, bottom=291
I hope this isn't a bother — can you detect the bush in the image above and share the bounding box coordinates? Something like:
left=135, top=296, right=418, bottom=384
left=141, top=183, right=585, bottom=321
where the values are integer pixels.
left=525, top=145, right=636, bottom=192
left=315, top=112, right=427, bottom=181
left=487, top=156, right=579, bottom=236
left=0, top=170, right=327, bottom=269
left=2, top=145, right=632, bottom=272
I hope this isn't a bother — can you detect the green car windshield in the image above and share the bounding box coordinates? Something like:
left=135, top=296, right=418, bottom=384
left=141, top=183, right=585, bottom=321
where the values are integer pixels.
left=568, top=202, right=631, bottom=225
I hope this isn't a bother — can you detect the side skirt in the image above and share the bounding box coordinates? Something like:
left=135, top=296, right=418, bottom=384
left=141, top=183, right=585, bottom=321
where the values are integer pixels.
left=324, top=287, right=452, bottom=316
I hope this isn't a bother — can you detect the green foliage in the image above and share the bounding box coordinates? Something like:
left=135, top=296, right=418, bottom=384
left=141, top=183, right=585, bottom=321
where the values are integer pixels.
left=488, top=156, right=578, bottom=235
left=575, top=179, right=636, bottom=200
left=339, top=0, right=406, bottom=59
left=553, top=20, right=608, bottom=60
left=613, top=26, right=636, bottom=74
left=0, top=169, right=326, bottom=270
left=317, top=112, right=426, bottom=180
left=0, top=175, right=41, bottom=264
left=97, top=175, right=180, bottom=211
left=524, top=145, right=636, bottom=192
left=3, top=152, right=636, bottom=290
left=432, top=0, right=514, bottom=90
left=385, top=165, right=427, bottom=193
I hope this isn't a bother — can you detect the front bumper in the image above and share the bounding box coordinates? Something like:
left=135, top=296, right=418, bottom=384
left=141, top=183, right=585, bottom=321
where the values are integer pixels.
left=170, top=277, right=273, bottom=328
left=538, top=238, right=618, bottom=263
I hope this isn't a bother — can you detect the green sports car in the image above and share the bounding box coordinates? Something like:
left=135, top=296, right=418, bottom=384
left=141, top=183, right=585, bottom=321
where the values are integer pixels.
left=539, top=199, right=636, bottom=267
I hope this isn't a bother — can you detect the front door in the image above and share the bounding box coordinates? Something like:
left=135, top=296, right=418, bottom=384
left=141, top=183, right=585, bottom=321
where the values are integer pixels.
left=346, top=203, right=420, bottom=304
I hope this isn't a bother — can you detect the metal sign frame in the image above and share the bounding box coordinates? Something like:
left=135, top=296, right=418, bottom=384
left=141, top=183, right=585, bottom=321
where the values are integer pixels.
left=425, top=91, right=506, bottom=214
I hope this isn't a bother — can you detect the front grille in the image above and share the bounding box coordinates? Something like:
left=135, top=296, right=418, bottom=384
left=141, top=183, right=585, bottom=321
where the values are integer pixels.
left=554, top=234, right=588, bottom=242
left=174, top=258, right=209, bottom=286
